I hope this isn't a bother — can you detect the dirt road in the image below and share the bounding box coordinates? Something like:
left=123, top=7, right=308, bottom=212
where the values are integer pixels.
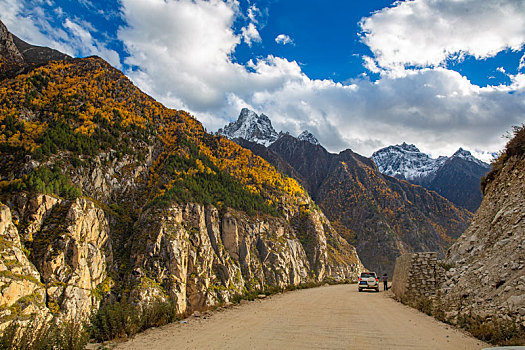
left=116, top=284, right=487, bottom=350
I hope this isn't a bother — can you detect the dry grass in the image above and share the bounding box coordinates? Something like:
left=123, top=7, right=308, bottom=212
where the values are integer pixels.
left=0, top=319, right=88, bottom=350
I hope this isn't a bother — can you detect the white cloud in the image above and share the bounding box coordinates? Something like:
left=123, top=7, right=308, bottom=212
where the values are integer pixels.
left=275, top=34, right=293, bottom=46
left=247, top=67, right=525, bottom=160
left=247, top=5, right=260, bottom=23
left=116, top=0, right=524, bottom=159
left=362, top=55, right=380, bottom=74
left=361, top=0, right=525, bottom=71
left=63, top=18, right=121, bottom=68
left=241, top=22, right=261, bottom=46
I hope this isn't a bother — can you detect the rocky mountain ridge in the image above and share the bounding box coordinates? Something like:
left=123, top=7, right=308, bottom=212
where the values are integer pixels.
left=217, top=108, right=279, bottom=146
left=0, top=20, right=70, bottom=80
left=372, top=142, right=446, bottom=182
left=297, top=130, right=320, bottom=145
left=372, top=143, right=490, bottom=211
left=218, top=108, right=320, bottom=147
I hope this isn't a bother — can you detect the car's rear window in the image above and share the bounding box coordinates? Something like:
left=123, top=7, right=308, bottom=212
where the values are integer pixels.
left=360, top=272, right=375, bottom=278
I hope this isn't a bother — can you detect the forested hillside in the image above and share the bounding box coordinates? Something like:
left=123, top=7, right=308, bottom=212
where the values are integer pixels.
left=0, top=20, right=363, bottom=343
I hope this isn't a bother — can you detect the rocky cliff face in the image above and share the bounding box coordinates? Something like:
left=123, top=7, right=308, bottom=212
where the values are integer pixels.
left=0, top=202, right=48, bottom=331
left=0, top=193, right=363, bottom=327
left=1, top=194, right=114, bottom=327
left=438, top=149, right=525, bottom=325
left=0, top=22, right=24, bottom=65
left=127, top=202, right=362, bottom=314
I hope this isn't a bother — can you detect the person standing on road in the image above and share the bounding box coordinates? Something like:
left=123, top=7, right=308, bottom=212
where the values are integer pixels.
left=382, top=273, right=388, bottom=291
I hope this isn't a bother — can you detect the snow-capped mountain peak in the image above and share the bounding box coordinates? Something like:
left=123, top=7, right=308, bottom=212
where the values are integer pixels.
left=398, top=142, right=421, bottom=153
left=217, top=108, right=278, bottom=146
left=450, top=148, right=488, bottom=167
left=372, top=143, right=489, bottom=185
left=298, top=130, right=320, bottom=145
left=371, top=143, right=440, bottom=182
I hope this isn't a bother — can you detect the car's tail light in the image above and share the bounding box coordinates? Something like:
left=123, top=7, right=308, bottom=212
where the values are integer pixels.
left=376, top=278, right=378, bottom=282
left=358, top=278, right=361, bottom=281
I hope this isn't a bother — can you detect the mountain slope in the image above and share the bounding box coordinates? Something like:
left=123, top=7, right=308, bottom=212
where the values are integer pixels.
left=0, top=21, right=363, bottom=331
left=436, top=126, right=525, bottom=342
left=269, top=134, right=333, bottom=195
left=428, top=151, right=489, bottom=212
left=372, top=144, right=490, bottom=212
left=239, top=133, right=472, bottom=275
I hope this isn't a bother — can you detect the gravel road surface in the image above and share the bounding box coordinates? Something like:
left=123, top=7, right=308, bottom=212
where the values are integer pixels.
left=116, top=284, right=487, bottom=350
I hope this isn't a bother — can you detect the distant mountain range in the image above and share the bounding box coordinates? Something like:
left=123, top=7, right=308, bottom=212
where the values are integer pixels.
left=219, top=109, right=473, bottom=275
left=372, top=143, right=490, bottom=212
left=218, top=109, right=489, bottom=213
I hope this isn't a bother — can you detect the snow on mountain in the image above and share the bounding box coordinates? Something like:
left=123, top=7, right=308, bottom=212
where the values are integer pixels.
left=371, top=142, right=446, bottom=182
left=219, top=109, right=324, bottom=148
left=372, top=143, right=489, bottom=185
left=298, top=130, right=320, bottom=145
left=217, top=108, right=278, bottom=146
left=450, top=148, right=488, bottom=167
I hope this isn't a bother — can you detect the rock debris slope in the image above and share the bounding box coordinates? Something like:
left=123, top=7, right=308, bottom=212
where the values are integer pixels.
left=438, top=127, right=525, bottom=327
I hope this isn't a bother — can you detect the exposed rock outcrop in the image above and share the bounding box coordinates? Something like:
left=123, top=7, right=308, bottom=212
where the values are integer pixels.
left=128, top=203, right=363, bottom=314
left=1, top=195, right=114, bottom=327
left=0, top=19, right=70, bottom=79
left=0, top=202, right=48, bottom=331
left=438, top=152, right=525, bottom=324
left=0, top=22, right=24, bottom=65
left=0, top=192, right=363, bottom=329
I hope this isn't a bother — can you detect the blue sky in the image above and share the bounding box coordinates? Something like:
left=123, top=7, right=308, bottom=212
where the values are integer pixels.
left=1, top=0, right=525, bottom=161
left=232, top=0, right=395, bottom=83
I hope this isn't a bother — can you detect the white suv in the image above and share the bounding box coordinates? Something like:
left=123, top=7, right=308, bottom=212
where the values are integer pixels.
left=358, top=272, right=379, bottom=292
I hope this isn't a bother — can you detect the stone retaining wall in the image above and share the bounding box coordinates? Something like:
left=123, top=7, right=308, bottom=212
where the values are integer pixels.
left=392, top=252, right=445, bottom=301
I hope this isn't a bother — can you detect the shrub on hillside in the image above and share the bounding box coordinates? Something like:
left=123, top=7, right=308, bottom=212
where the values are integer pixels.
left=505, top=124, right=525, bottom=158
left=481, top=124, right=525, bottom=193
left=89, top=299, right=178, bottom=342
